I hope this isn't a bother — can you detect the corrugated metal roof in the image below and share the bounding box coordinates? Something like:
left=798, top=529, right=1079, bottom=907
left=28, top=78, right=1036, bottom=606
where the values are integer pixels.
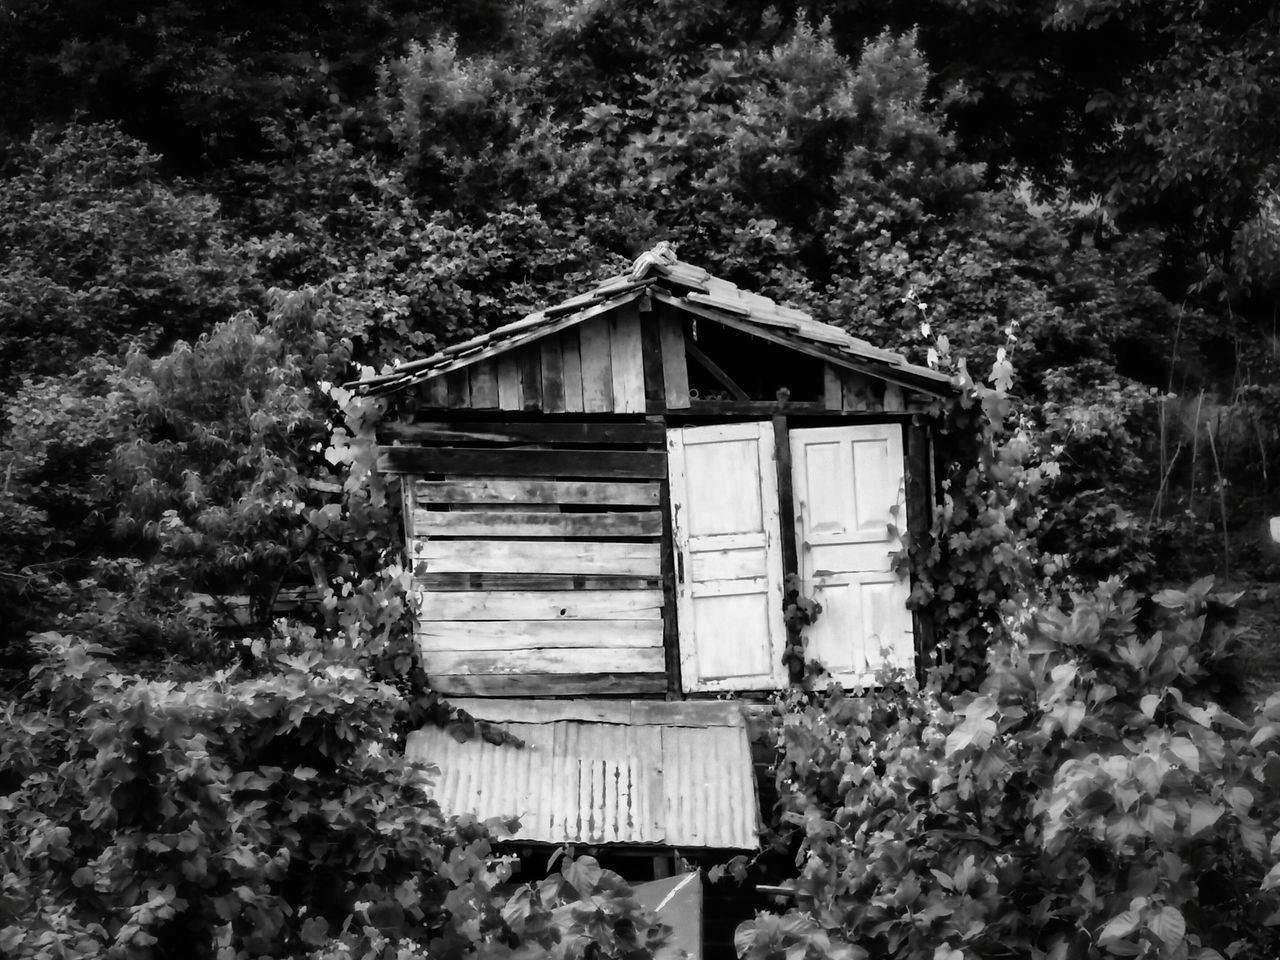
left=348, top=242, right=952, bottom=397
left=405, top=699, right=760, bottom=849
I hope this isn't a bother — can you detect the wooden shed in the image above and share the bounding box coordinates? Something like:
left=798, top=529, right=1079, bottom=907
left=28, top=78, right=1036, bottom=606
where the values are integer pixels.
left=352, top=243, right=953, bottom=957
left=354, top=242, right=951, bottom=699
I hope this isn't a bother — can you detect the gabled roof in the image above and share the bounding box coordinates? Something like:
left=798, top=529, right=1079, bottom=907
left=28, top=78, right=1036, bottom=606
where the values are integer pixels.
left=349, top=242, right=952, bottom=397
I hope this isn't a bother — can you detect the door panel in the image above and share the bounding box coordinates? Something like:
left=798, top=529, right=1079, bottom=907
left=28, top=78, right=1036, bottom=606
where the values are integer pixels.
left=669, top=422, right=787, bottom=691
left=791, top=424, right=914, bottom=684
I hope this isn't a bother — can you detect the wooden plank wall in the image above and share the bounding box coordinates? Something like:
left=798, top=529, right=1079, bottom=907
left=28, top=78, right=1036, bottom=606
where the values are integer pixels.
left=822, top=364, right=924, bottom=413
left=379, top=420, right=670, bottom=697
left=412, top=304, right=692, bottom=414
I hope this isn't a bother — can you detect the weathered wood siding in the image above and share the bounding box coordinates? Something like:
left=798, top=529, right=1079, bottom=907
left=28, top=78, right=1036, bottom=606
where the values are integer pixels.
left=409, top=304, right=692, bottom=415
left=822, top=364, right=924, bottom=413
left=379, top=419, right=669, bottom=696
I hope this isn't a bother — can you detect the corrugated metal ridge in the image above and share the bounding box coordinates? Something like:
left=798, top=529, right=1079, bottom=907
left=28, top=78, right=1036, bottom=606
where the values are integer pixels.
left=405, top=698, right=760, bottom=849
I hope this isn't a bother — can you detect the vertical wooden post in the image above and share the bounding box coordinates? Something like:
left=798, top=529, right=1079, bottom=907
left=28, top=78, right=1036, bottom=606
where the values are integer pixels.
left=652, top=853, right=672, bottom=880
left=772, top=415, right=802, bottom=685
left=640, top=313, right=666, bottom=413
left=906, top=419, right=937, bottom=680
left=658, top=424, right=682, bottom=697
left=519, top=347, right=543, bottom=412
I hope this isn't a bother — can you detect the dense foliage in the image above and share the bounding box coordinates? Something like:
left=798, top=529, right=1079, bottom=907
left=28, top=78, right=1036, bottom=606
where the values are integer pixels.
left=1, top=634, right=670, bottom=959
left=743, top=578, right=1280, bottom=960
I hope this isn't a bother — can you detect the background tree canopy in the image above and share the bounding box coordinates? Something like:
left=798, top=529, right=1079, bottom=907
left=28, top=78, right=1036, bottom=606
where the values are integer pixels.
left=2, top=1, right=1280, bottom=957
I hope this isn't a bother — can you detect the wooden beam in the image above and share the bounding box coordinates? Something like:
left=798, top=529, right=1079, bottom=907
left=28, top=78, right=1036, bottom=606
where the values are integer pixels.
left=446, top=370, right=469, bottom=408
left=417, top=589, right=664, bottom=621
left=541, top=336, right=566, bottom=413
left=823, top=364, right=843, bottom=410
left=414, top=508, right=663, bottom=539
left=425, top=673, right=668, bottom=697
left=658, top=311, right=691, bottom=409
left=772, top=416, right=798, bottom=580
left=659, top=472, right=681, bottom=697
left=379, top=446, right=667, bottom=478
left=610, top=304, right=646, bottom=413
left=677, top=401, right=919, bottom=418
left=561, top=330, right=585, bottom=413
left=416, top=619, right=663, bottom=651
left=578, top=317, right=615, bottom=412
left=469, top=361, right=499, bottom=409
left=658, top=293, right=951, bottom=397
left=425, top=375, right=449, bottom=408
left=413, top=539, right=661, bottom=576
left=519, top=345, right=543, bottom=411
left=420, top=646, right=665, bottom=676
left=906, top=421, right=937, bottom=683
left=415, top=478, right=661, bottom=506
left=416, top=573, right=662, bottom=591
left=640, top=314, right=666, bottom=411
left=773, top=414, right=801, bottom=685
left=497, top=354, right=521, bottom=410
left=683, top=335, right=749, bottom=401
left=385, top=420, right=664, bottom=446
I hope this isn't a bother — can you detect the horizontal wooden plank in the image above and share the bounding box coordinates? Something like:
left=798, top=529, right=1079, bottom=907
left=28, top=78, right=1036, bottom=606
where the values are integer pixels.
left=415, top=479, right=661, bottom=506
left=421, top=647, right=665, bottom=676
left=415, top=573, right=662, bottom=591
left=385, top=420, right=665, bottom=445
left=445, top=698, right=744, bottom=727
left=417, top=589, right=664, bottom=620
left=379, top=446, right=667, bottom=478
left=426, top=674, right=668, bottom=697
left=416, top=619, right=663, bottom=651
left=414, top=509, right=662, bottom=538
left=412, top=539, right=661, bottom=576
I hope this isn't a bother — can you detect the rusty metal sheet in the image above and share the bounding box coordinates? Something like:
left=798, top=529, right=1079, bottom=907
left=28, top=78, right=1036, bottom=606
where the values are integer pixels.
left=405, top=699, right=760, bottom=849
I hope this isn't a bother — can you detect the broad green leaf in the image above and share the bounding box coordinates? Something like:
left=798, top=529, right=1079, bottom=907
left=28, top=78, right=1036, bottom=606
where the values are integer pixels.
left=1098, top=908, right=1141, bottom=944
left=1261, top=862, right=1280, bottom=892
left=1188, top=801, right=1223, bottom=836
left=1148, top=906, right=1185, bottom=945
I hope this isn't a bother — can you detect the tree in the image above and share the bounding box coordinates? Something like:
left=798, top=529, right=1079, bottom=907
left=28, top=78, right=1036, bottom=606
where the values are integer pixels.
left=0, top=124, right=255, bottom=392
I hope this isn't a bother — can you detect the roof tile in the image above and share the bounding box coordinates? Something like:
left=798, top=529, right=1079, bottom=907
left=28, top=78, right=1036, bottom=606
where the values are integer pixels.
left=349, top=244, right=953, bottom=395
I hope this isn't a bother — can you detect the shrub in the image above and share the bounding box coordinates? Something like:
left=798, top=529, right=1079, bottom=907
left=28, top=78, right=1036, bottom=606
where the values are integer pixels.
left=741, top=577, right=1280, bottom=960
left=0, top=633, right=670, bottom=959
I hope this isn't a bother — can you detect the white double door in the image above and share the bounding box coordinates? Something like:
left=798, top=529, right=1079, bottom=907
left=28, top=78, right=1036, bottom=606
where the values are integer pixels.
left=668, top=421, right=912, bottom=692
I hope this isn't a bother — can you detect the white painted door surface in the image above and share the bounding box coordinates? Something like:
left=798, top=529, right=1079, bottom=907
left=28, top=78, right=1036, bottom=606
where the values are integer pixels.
left=668, top=422, right=787, bottom=691
left=790, top=424, right=914, bottom=683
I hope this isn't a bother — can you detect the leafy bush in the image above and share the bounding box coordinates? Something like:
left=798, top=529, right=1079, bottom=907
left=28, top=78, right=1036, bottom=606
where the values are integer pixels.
left=0, top=124, right=255, bottom=391
left=0, top=633, right=671, bottom=959
left=742, top=577, right=1279, bottom=960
